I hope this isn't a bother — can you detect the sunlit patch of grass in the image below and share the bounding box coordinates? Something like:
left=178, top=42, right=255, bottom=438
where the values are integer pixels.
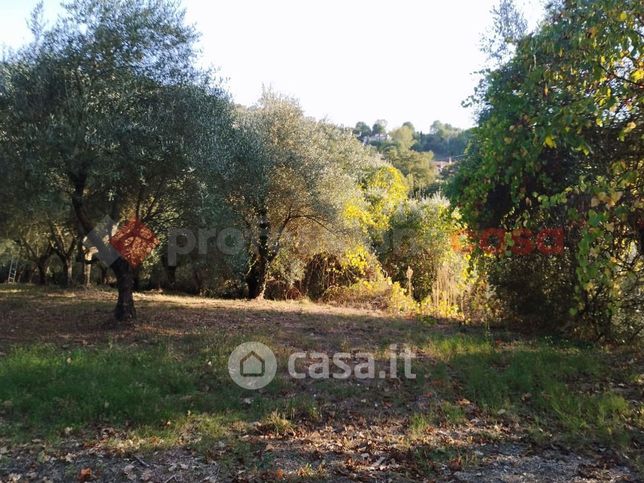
left=540, top=386, right=631, bottom=444
left=422, top=333, right=496, bottom=361
left=259, top=410, right=294, bottom=436
left=296, top=462, right=327, bottom=479
left=441, top=400, right=467, bottom=425
left=409, top=413, right=434, bottom=438
left=282, top=395, right=322, bottom=423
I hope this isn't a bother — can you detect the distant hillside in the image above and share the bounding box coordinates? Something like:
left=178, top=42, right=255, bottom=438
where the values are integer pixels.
left=352, top=119, right=471, bottom=160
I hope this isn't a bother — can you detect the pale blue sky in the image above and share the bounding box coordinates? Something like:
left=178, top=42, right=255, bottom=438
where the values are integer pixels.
left=0, top=0, right=544, bottom=130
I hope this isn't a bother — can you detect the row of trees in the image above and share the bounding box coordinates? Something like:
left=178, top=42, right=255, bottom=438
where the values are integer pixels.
left=351, top=120, right=471, bottom=196
left=0, top=0, right=466, bottom=326
left=5, top=0, right=636, bottom=342
left=352, top=120, right=471, bottom=159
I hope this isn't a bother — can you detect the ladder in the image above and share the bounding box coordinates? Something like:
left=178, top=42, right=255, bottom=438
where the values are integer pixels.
left=7, top=258, right=17, bottom=284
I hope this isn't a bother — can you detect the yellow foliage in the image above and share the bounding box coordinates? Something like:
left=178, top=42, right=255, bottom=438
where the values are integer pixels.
left=345, top=165, right=408, bottom=232
left=341, top=245, right=372, bottom=275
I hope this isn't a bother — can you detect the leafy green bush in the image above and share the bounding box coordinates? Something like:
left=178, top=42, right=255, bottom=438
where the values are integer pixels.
left=446, top=0, right=643, bottom=341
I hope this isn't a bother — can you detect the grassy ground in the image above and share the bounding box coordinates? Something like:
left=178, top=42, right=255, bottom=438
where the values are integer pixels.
left=0, top=285, right=641, bottom=481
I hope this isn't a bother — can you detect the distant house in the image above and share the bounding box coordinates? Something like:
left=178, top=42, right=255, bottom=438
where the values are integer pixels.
left=432, top=157, right=454, bottom=173
left=363, top=133, right=389, bottom=144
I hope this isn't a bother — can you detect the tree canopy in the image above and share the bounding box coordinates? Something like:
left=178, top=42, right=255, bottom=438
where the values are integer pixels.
left=0, top=0, right=231, bottom=321
left=447, top=0, right=643, bottom=340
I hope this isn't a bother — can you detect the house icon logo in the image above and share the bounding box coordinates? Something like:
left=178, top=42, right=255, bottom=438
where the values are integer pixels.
left=240, top=351, right=265, bottom=377
left=228, top=342, right=277, bottom=390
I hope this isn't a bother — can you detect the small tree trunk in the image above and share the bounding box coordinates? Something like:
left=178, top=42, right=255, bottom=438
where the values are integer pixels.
left=165, top=265, right=176, bottom=289
left=26, top=266, right=36, bottom=283
left=36, top=261, right=49, bottom=285
left=83, top=262, right=92, bottom=287
left=112, top=257, right=136, bottom=323
left=98, top=264, right=108, bottom=285
left=16, top=266, right=25, bottom=283
left=247, top=210, right=272, bottom=299
left=66, top=261, right=73, bottom=286
left=60, top=257, right=74, bottom=287
left=192, top=266, right=204, bottom=295
left=82, top=246, right=94, bottom=287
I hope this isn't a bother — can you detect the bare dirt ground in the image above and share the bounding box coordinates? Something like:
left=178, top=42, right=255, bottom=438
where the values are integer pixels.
left=0, top=286, right=641, bottom=482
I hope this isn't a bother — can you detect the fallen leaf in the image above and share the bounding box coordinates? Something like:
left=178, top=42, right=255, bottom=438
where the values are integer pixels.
left=78, top=467, right=92, bottom=482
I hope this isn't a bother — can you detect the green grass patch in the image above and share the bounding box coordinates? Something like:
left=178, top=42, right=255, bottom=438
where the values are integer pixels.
left=409, top=400, right=467, bottom=438
left=422, top=334, right=634, bottom=447
left=0, top=342, right=277, bottom=442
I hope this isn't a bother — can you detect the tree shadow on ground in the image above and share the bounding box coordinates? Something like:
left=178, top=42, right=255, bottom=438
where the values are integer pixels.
left=0, top=285, right=641, bottom=480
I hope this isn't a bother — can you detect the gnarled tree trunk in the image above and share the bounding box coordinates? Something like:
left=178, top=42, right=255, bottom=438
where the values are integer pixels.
left=246, top=256, right=268, bottom=299
left=49, top=224, right=78, bottom=287
left=72, top=184, right=137, bottom=325
left=83, top=261, right=92, bottom=287
left=18, top=238, right=52, bottom=285
left=246, top=209, right=272, bottom=299
left=81, top=244, right=96, bottom=287
left=35, top=246, right=53, bottom=285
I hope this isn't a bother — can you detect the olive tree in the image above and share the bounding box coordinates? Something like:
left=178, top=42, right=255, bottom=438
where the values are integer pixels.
left=0, top=0, right=230, bottom=323
left=213, top=92, right=375, bottom=298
